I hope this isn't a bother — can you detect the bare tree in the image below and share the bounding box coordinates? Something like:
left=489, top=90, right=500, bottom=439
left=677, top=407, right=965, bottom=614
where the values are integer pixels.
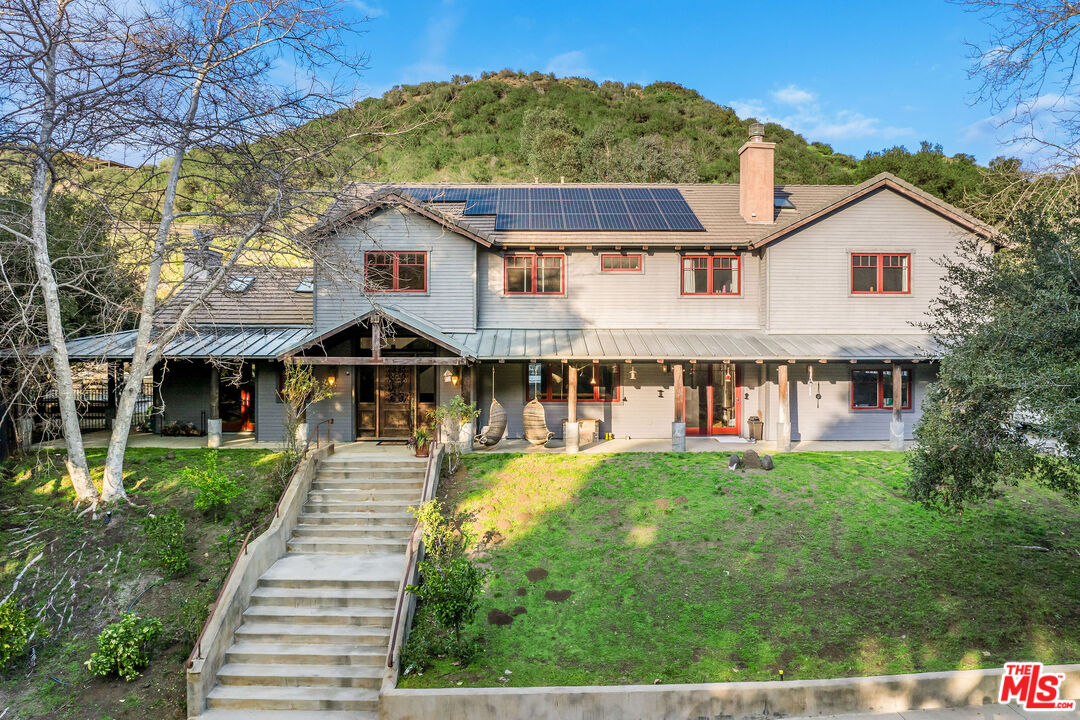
left=958, top=0, right=1080, bottom=215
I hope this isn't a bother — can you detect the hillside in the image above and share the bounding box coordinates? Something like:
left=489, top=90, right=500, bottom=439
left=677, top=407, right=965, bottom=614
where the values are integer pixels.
left=315, top=70, right=991, bottom=207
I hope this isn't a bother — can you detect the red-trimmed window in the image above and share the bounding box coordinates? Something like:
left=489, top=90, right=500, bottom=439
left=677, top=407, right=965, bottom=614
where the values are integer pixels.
left=601, top=253, right=642, bottom=272
left=851, top=253, right=910, bottom=294
left=851, top=368, right=912, bottom=410
left=532, top=362, right=620, bottom=402
left=681, top=255, right=740, bottom=295
left=505, top=254, right=564, bottom=294
left=365, top=251, right=427, bottom=292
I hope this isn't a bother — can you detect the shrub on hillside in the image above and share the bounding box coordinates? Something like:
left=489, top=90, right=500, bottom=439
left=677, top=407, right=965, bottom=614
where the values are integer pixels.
left=184, top=451, right=243, bottom=517
left=0, top=598, right=40, bottom=669
left=142, top=508, right=189, bottom=576
left=85, top=613, right=163, bottom=681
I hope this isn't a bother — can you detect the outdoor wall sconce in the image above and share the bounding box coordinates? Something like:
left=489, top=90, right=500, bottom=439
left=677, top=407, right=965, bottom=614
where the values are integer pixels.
left=327, top=370, right=337, bottom=387
left=452, top=374, right=460, bottom=386
left=443, top=369, right=453, bottom=383
left=657, top=389, right=664, bottom=398
left=628, top=366, right=637, bottom=381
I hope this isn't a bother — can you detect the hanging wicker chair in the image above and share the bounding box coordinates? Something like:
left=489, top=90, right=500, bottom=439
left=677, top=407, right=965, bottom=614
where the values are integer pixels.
left=522, top=398, right=554, bottom=446
left=475, top=398, right=507, bottom=447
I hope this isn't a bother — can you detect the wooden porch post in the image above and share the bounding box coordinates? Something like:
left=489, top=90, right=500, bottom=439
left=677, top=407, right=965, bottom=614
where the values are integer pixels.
left=565, top=364, right=579, bottom=453
left=207, top=364, right=222, bottom=448
left=777, top=363, right=791, bottom=452
left=106, top=362, right=117, bottom=430
left=890, top=364, right=905, bottom=450
left=672, top=363, right=686, bottom=451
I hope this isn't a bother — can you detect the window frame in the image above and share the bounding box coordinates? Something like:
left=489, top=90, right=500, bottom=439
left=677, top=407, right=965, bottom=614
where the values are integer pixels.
left=531, top=361, right=621, bottom=403
left=600, top=253, right=643, bottom=273
left=503, top=253, right=566, bottom=295
left=850, top=368, right=913, bottom=411
left=364, top=250, right=428, bottom=293
left=680, top=254, right=741, bottom=296
left=850, top=252, right=911, bottom=295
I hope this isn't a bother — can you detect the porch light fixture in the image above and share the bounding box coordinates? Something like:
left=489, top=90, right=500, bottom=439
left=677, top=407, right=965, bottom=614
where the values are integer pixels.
left=443, top=369, right=453, bottom=383
left=452, top=374, right=460, bottom=386
left=327, top=371, right=336, bottom=387
left=628, top=366, right=637, bottom=381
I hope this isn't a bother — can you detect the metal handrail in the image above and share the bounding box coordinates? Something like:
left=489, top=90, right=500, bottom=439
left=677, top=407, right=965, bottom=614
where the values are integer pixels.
left=386, top=445, right=441, bottom=668
left=186, top=529, right=252, bottom=669
left=306, top=417, right=333, bottom=451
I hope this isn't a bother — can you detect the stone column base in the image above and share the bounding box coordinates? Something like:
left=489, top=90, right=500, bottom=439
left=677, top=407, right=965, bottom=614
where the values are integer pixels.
left=777, top=421, right=792, bottom=452
left=671, top=421, right=686, bottom=452
left=889, top=420, right=905, bottom=451
left=565, top=421, right=580, bottom=454
left=207, top=418, right=222, bottom=448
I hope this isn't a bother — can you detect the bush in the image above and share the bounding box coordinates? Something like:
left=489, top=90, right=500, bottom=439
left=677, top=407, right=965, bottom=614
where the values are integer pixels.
left=0, top=598, right=39, bottom=669
left=85, top=613, right=163, bottom=681
left=171, top=588, right=214, bottom=647
left=184, top=450, right=243, bottom=516
left=142, top=508, right=188, bottom=576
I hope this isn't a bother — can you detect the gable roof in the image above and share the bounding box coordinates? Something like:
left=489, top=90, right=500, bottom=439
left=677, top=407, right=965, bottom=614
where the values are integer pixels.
left=315, top=174, right=991, bottom=249
left=155, top=265, right=313, bottom=328
left=277, top=303, right=475, bottom=360
left=302, top=187, right=495, bottom=247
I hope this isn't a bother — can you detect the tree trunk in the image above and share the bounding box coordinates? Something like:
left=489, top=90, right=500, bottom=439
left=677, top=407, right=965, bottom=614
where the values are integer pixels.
left=28, top=23, right=98, bottom=506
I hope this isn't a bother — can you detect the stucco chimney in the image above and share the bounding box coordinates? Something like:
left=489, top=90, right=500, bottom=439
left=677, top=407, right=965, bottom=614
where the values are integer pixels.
left=739, top=122, right=776, bottom=224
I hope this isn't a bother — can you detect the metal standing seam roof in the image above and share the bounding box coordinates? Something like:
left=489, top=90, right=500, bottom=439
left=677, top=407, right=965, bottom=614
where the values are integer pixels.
left=62, top=327, right=313, bottom=360
left=446, top=329, right=940, bottom=361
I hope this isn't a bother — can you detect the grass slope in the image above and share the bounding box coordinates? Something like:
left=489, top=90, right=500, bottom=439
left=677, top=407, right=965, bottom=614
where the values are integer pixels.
left=0, top=447, right=283, bottom=720
left=402, top=451, right=1080, bottom=688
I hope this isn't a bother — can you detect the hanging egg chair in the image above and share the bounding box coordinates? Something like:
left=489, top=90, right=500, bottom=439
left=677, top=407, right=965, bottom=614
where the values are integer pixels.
left=522, top=398, right=554, bottom=446
left=475, top=398, right=507, bottom=447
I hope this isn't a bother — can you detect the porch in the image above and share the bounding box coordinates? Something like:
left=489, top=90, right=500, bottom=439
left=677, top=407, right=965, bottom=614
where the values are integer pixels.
left=472, top=437, right=914, bottom=453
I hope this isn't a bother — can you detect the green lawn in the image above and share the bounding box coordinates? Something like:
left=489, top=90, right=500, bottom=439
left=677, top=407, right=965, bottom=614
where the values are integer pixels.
left=0, top=447, right=284, bottom=720
left=401, top=451, right=1080, bottom=688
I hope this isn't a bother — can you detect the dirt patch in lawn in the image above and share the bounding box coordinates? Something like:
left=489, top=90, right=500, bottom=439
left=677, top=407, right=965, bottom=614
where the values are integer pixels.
left=525, top=568, right=548, bottom=583
left=544, top=590, right=572, bottom=602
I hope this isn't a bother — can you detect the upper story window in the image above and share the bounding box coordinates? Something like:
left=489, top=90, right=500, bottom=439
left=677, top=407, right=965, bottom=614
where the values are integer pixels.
left=851, top=253, right=910, bottom=294
left=681, top=255, right=740, bottom=295
left=533, top=361, right=620, bottom=402
left=851, top=368, right=912, bottom=410
left=505, top=254, right=564, bottom=295
left=365, top=251, right=427, bottom=292
left=601, top=253, right=642, bottom=272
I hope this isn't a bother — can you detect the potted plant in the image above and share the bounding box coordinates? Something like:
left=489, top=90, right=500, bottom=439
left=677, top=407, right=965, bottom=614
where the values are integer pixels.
left=411, top=426, right=432, bottom=457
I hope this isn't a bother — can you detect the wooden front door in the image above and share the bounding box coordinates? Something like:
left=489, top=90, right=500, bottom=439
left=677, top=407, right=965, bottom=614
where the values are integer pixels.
left=685, top=363, right=740, bottom=436
left=378, top=366, right=414, bottom=438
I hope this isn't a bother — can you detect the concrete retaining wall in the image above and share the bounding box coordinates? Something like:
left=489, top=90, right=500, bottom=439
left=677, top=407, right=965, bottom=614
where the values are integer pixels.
left=186, top=443, right=334, bottom=718
left=380, top=664, right=1080, bottom=720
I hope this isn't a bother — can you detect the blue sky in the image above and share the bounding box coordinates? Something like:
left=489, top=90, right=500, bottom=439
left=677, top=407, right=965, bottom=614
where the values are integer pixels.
left=347, top=0, right=1015, bottom=164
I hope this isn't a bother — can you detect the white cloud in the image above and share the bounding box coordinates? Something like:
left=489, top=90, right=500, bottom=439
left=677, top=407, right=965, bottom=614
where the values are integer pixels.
left=544, top=50, right=593, bottom=78
left=353, top=1, right=385, bottom=17
left=962, top=92, right=1080, bottom=168
left=771, top=84, right=815, bottom=106
left=729, top=98, right=768, bottom=120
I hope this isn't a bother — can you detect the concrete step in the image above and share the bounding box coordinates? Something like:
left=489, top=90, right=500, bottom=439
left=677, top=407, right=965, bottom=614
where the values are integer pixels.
left=286, top=537, right=409, bottom=555
left=233, top=622, right=391, bottom=646
left=258, top=575, right=399, bottom=592
left=296, top=511, right=415, bottom=526
left=292, top=524, right=414, bottom=540
left=319, top=459, right=426, bottom=471
left=225, top=641, right=386, bottom=666
left=206, top=685, right=378, bottom=712
left=216, top=663, right=382, bottom=690
left=249, top=586, right=398, bottom=609
left=316, top=468, right=426, bottom=480
left=306, top=489, right=421, bottom=503
left=312, top=478, right=424, bottom=490
left=303, top=500, right=415, bottom=513
left=196, top=710, right=373, bottom=720
left=243, top=605, right=394, bottom=627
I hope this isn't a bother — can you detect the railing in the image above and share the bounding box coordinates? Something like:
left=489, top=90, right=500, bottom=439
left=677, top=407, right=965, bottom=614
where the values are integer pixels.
left=386, top=444, right=443, bottom=669
left=186, top=529, right=252, bottom=669
left=306, top=418, right=334, bottom=451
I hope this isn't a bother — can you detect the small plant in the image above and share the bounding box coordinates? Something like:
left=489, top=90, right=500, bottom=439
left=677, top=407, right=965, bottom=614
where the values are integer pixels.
left=279, top=364, right=335, bottom=456
left=411, top=426, right=432, bottom=456
left=184, top=450, right=243, bottom=517
left=171, top=588, right=214, bottom=647
left=85, top=613, right=163, bottom=681
left=399, top=604, right=448, bottom=675
left=142, top=508, right=189, bottom=576
left=0, top=598, right=40, bottom=669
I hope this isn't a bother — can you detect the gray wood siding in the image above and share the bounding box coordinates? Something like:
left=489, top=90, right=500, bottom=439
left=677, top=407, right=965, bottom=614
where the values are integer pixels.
left=477, top=249, right=761, bottom=329
left=767, top=188, right=973, bottom=333
left=255, top=362, right=287, bottom=443
left=306, top=341, right=355, bottom=443
left=315, top=208, right=477, bottom=333
left=160, top=361, right=210, bottom=428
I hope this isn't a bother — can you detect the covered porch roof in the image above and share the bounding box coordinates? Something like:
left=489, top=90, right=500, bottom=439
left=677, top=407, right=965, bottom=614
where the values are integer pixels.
left=60, top=326, right=312, bottom=361
left=445, top=328, right=939, bottom=362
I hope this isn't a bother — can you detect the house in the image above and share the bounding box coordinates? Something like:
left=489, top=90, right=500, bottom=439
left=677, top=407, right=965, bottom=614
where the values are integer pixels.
left=63, top=125, right=993, bottom=449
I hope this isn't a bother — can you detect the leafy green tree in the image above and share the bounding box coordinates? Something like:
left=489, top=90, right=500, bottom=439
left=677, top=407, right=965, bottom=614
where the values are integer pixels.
left=908, top=210, right=1080, bottom=511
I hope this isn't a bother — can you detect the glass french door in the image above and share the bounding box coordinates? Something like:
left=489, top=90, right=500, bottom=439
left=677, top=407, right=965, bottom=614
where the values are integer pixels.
left=685, top=363, right=740, bottom=436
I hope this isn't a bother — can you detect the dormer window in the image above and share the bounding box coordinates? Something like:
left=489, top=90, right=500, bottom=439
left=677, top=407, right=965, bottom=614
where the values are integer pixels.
left=225, top=276, right=255, bottom=293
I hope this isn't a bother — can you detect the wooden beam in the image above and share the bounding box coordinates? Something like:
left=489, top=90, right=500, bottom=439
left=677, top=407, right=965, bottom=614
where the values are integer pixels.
left=287, top=356, right=467, bottom=366
left=892, top=366, right=903, bottom=423
left=209, top=365, right=220, bottom=420
left=567, top=364, right=578, bottom=424
left=777, top=362, right=791, bottom=451
left=673, top=363, right=685, bottom=424
left=371, top=320, right=381, bottom=361
left=461, top=364, right=473, bottom=405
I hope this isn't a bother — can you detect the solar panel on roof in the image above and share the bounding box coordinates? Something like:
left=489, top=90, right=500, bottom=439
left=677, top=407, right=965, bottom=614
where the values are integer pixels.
left=405, top=186, right=704, bottom=232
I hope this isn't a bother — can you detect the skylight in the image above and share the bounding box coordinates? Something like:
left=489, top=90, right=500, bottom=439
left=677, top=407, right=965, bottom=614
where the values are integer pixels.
left=774, top=197, right=796, bottom=209
left=295, top=277, right=313, bottom=293
left=226, top=276, right=255, bottom=293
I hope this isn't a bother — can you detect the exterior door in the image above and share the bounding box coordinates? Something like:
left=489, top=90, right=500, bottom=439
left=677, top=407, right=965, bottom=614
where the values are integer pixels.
left=684, top=363, right=740, bottom=436
left=378, top=366, right=414, bottom=438
left=220, top=367, right=255, bottom=432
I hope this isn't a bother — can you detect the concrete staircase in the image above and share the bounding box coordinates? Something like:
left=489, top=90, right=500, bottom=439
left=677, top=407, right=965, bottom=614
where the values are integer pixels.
left=196, top=452, right=427, bottom=720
